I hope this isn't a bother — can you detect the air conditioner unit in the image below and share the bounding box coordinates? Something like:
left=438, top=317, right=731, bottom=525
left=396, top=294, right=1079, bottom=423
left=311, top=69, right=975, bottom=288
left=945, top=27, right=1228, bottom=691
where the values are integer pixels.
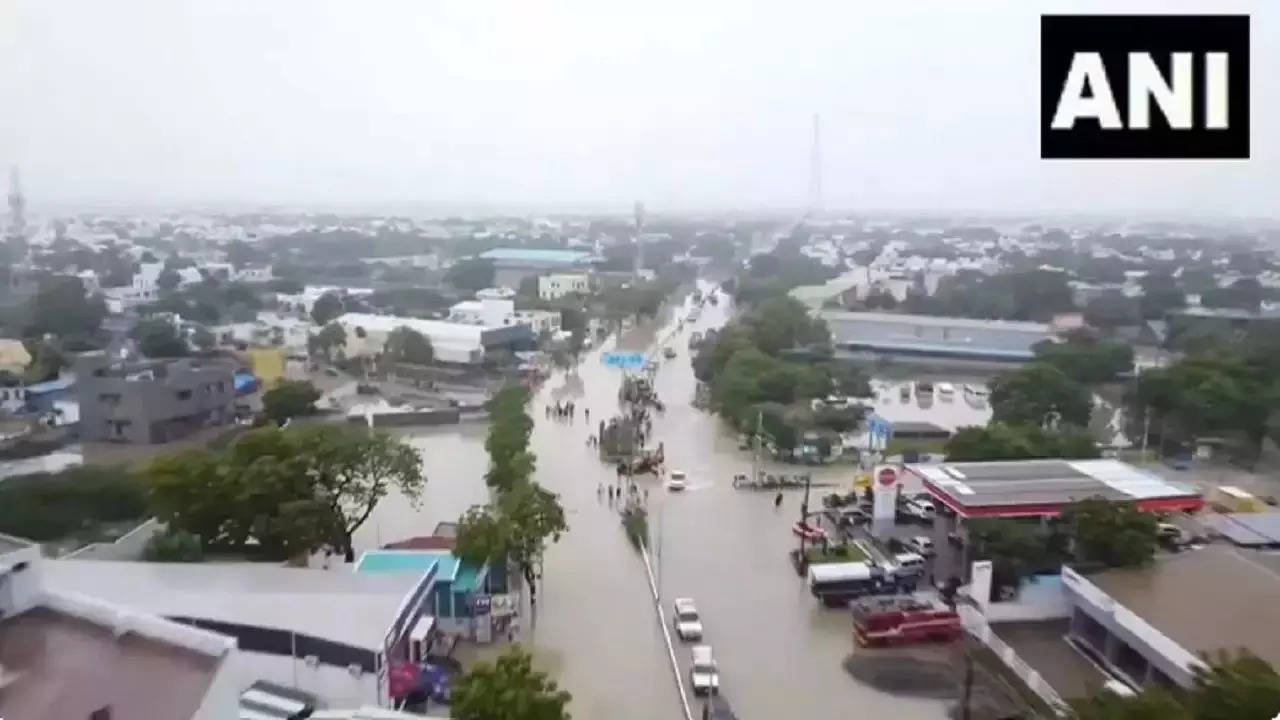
left=303, top=655, right=319, bottom=669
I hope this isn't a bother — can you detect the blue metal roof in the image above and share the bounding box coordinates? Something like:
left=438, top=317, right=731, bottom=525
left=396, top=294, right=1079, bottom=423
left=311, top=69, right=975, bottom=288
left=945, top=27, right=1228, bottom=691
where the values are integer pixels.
left=478, top=248, right=591, bottom=264
left=25, top=377, right=76, bottom=394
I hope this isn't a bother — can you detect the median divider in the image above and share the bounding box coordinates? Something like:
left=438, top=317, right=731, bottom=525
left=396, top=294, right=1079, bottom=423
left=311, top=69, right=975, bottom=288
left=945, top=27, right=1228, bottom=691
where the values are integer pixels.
left=639, top=546, right=694, bottom=720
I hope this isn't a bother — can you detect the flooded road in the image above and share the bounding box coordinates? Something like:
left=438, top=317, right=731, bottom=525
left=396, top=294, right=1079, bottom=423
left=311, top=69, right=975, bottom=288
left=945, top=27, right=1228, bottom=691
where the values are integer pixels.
left=354, top=284, right=952, bottom=719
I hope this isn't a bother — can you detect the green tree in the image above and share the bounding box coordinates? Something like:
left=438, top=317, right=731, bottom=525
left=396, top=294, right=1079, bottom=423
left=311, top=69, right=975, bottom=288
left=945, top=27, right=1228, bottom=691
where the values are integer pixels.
left=23, top=339, right=67, bottom=383
left=146, top=425, right=424, bottom=561
left=1132, top=354, right=1273, bottom=456
left=261, top=379, right=322, bottom=425
left=192, top=326, right=216, bottom=351
left=157, top=267, right=182, bottom=293
left=967, top=518, right=1045, bottom=600
left=1188, top=650, right=1280, bottom=720
left=945, top=423, right=1099, bottom=461
left=309, top=321, right=348, bottom=361
left=133, top=318, right=189, bottom=358
left=383, top=326, right=434, bottom=365
left=990, top=363, right=1092, bottom=428
left=291, top=424, right=425, bottom=561
left=142, top=529, right=204, bottom=562
left=484, top=386, right=537, bottom=492
left=310, top=292, right=344, bottom=325
left=446, top=258, right=497, bottom=293
left=1034, top=332, right=1134, bottom=384
left=23, top=276, right=107, bottom=340
left=455, top=480, right=567, bottom=603
left=451, top=646, right=571, bottom=720
left=1085, top=291, right=1143, bottom=329
left=1064, top=496, right=1158, bottom=567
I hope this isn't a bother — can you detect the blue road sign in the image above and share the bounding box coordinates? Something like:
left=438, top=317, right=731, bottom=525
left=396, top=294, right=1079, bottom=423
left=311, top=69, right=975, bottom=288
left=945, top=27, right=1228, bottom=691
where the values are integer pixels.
left=602, top=351, right=647, bottom=369
left=867, top=414, right=893, bottom=449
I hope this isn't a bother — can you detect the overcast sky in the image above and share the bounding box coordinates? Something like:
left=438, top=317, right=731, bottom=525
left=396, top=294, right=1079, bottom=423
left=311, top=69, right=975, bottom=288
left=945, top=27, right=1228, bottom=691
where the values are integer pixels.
left=1, top=0, right=1274, bottom=216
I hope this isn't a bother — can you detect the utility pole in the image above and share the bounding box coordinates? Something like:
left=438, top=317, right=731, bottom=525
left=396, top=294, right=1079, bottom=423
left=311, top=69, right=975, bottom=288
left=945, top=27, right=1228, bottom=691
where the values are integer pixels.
left=633, top=201, right=645, bottom=281
left=807, top=114, right=822, bottom=216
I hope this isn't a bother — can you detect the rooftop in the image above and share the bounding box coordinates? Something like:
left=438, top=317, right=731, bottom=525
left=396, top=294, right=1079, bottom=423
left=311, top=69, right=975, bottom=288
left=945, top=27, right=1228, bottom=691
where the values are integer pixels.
left=0, top=607, right=222, bottom=720
left=478, top=248, right=592, bottom=265
left=1085, top=545, right=1280, bottom=668
left=1204, top=512, right=1280, bottom=547
left=820, top=310, right=1052, bottom=359
left=337, top=312, right=492, bottom=340
left=42, top=559, right=423, bottom=651
left=909, top=459, right=1201, bottom=516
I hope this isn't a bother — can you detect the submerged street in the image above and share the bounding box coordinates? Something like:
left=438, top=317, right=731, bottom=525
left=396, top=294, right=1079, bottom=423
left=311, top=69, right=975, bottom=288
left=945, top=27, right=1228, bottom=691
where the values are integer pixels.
left=353, top=283, right=951, bottom=719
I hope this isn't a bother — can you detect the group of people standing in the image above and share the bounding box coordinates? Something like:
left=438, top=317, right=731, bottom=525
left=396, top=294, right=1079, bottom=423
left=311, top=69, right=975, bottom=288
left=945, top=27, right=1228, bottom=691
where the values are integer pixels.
left=546, top=400, right=586, bottom=423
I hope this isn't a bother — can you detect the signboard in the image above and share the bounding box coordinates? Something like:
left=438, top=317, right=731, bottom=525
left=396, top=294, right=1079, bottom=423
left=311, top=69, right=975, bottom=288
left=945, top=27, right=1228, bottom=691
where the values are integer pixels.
left=970, top=560, right=993, bottom=616
left=877, top=467, right=898, bottom=486
left=867, top=414, right=893, bottom=450
left=602, top=351, right=647, bottom=369
left=872, top=464, right=898, bottom=522
left=471, top=595, right=492, bottom=616
left=490, top=593, right=519, bottom=618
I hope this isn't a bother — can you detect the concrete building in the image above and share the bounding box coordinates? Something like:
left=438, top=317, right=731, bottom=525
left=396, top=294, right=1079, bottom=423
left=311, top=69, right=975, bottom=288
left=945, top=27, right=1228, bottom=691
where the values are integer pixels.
left=820, top=310, right=1053, bottom=363
left=1062, top=546, right=1280, bottom=689
left=76, top=353, right=237, bottom=444
left=0, top=535, right=242, bottom=720
left=514, top=309, right=561, bottom=335
left=1, top=531, right=453, bottom=715
left=478, top=248, right=593, bottom=288
left=448, top=287, right=516, bottom=327
left=335, top=312, right=532, bottom=365
left=538, top=272, right=590, bottom=300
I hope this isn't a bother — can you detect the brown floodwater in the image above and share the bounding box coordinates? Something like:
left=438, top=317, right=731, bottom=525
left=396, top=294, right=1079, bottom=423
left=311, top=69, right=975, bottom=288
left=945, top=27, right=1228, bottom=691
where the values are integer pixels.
left=353, top=285, right=952, bottom=720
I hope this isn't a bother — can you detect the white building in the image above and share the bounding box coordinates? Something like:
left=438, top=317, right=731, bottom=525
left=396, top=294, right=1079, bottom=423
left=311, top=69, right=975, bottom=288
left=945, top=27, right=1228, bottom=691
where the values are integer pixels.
left=448, top=287, right=517, bottom=327
left=102, top=285, right=156, bottom=313
left=0, top=536, right=242, bottom=720
left=538, top=273, right=590, bottom=301
left=134, top=261, right=165, bottom=294
left=233, top=265, right=273, bottom=283
left=335, top=311, right=533, bottom=365
left=514, top=309, right=562, bottom=335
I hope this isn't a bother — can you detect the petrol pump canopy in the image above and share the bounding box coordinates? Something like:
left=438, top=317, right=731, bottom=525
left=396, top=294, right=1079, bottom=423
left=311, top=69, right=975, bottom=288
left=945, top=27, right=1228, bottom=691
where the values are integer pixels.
left=906, top=459, right=1202, bottom=518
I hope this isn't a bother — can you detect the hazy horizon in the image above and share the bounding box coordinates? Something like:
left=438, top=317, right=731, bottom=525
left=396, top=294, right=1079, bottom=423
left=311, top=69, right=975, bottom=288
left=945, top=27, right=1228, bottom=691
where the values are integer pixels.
left=3, top=0, right=1275, bottom=217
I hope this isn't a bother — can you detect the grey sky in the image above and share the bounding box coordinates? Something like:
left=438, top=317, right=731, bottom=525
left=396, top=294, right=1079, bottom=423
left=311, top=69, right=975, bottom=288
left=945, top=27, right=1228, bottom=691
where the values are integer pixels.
left=1, top=0, right=1274, bottom=216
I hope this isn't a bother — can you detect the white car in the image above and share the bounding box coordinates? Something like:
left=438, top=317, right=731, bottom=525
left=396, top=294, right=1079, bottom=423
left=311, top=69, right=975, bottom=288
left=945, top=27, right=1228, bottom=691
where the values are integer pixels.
left=672, top=597, right=703, bottom=641
left=690, top=644, right=720, bottom=696
left=907, top=535, right=935, bottom=556
left=667, top=470, right=688, bottom=491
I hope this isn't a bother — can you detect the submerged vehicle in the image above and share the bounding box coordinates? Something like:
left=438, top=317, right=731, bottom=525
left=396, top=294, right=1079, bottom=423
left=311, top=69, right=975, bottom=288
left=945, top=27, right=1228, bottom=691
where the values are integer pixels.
left=732, top=472, right=830, bottom=490
left=852, top=596, right=961, bottom=647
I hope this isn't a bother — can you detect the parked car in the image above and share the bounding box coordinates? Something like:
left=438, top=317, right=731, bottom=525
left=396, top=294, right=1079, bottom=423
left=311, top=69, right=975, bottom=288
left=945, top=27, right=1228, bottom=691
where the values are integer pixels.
left=906, top=536, right=935, bottom=556
left=838, top=507, right=869, bottom=529
left=690, top=645, right=720, bottom=696
left=673, top=598, right=703, bottom=641
left=667, top=470, right=688, bottom=491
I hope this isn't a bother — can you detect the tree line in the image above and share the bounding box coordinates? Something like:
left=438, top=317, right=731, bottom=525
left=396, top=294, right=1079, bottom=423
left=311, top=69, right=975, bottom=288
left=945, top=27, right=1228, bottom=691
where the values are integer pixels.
left=450, top=384, right=571, bottom=719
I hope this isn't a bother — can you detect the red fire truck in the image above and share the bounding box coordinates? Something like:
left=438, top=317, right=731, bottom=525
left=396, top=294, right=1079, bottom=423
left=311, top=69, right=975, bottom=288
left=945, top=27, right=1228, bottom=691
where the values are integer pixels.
left=851, top=596, right=962, bottom=648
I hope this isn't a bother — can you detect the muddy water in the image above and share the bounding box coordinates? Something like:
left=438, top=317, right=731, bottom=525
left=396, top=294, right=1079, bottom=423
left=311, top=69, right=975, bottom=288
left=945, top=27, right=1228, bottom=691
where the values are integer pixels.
left=355, top=286, right=951, bottom=719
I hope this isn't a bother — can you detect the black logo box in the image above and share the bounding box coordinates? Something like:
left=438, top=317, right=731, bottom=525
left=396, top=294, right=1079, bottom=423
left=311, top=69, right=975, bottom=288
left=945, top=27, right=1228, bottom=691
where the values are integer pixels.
left=1041, top=15, right=1249, bottom=159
